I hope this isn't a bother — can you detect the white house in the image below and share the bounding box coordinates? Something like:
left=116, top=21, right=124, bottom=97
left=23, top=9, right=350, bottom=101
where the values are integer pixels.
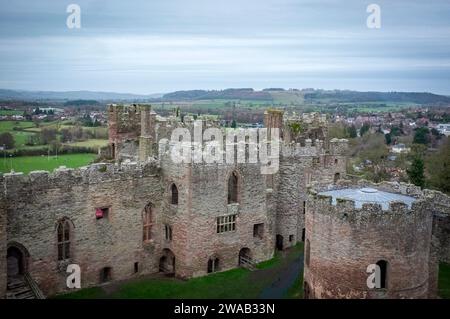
left=391, top=143, right=411, bottom=154
left=436, top=123, right=450, bottom=136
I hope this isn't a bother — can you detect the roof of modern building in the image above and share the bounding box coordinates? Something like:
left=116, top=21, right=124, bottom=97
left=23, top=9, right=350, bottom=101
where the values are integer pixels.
left=318, top=187, right=416, bottom=210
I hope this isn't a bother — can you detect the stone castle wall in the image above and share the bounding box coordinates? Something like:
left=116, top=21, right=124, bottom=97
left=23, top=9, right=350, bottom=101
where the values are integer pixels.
left=1, top=105, right=352, bottom=298
left=1, top=155, right=280, bottom=296
left=188, top=163, right=274, bottom=277
left=275, top=139, right=348, bottom=250
left=2, top=162, right=163, bottom=296
left=0, top=185, right=6, bottom=298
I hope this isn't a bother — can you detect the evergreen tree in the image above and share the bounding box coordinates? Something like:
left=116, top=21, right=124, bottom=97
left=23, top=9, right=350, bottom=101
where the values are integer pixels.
left=385, top=133, right=392, bottom=145
left=360, top=122, right=370, bottom=136
left=407, top=156, right=425, bottom=188
left=413, top=127, right=429, bottom=145
left=347, top=125, right=357, bottom=138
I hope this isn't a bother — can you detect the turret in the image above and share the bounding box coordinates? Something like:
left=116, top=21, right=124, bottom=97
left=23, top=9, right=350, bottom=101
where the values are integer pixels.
left=305, top=183, right=435, bottom=299
left=264, top=109, right=284, bottom=140
left=139, top=105, right=156, bottom=162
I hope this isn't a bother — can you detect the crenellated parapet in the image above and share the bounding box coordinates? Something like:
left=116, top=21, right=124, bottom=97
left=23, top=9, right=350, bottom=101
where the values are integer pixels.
left=0, top=160, right=161, bottom=196
left=310, top=190, right=429, bottom=221
left=108, top=104, right=142, bottom=140
left=329, top=138, right=349, bottom=156
left=281, top=140, right=325, bottom=157
left=330, top=179, right=429, bottom=198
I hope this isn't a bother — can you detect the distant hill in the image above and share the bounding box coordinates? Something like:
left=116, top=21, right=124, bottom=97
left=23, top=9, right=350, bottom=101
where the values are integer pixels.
left=163, top=88, right=450, bottom=105
left=0, top=89, right=164, bottom=101
left=303, top=90, right=450, bottom=105
left=63, top=100, right=101, bottom=106
left=163, top=88, right=273, bottom=101
left=0, top=88, right=449, bottom=106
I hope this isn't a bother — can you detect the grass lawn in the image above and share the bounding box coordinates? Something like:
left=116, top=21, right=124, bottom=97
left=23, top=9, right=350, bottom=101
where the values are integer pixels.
left=55, top=244, right=304, bottom=299
left=439, top=263, right=450, bottom=299
left=0, top=153, right=97, bottom=174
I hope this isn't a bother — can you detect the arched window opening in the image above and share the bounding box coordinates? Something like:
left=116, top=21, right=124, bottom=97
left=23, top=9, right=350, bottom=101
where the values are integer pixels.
left=100, top=267, right=112, bottom=283
left=171, top=184, right=179, bottom=205
left=143, top=203, right=153, bottom=242
left=228, top=171, right=238, bottom=204
left=334, top=172, right=341, bottom=183
left=57, top=219, right=71, bottom=261
left=164, top=224, right=173, bottom=241
left=376, top=260, right=388, bottom=289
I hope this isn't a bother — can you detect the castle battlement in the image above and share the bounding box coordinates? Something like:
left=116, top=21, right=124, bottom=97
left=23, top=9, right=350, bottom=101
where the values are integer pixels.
left=157, top=140, right=279, bottom=168
left=0, top=160, right=161, bottom=194
left=280, top=138, right=348, bottom=157
left=333, top=179, right=424, bottom=197
left=281, top=140, right=324, bottom=157
left=308, top=179, right=449, bottom=220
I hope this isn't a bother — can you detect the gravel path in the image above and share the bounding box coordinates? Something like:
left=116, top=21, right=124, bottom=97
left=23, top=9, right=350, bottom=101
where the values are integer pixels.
left=258, top=250, right=304, bottom=299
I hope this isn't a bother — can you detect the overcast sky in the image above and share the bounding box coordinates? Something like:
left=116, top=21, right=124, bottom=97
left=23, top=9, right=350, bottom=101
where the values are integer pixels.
left=0, top=0, right=449, bottom=94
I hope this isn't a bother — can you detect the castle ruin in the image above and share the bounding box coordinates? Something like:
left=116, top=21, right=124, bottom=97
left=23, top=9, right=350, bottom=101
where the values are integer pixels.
left=1, top=105, right=448, bottom=299
left=0, top=105, right=347, bottom=298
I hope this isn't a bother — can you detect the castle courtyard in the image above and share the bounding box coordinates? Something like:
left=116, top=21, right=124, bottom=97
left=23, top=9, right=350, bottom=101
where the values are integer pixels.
left=55, top=244, right=305, bottom=299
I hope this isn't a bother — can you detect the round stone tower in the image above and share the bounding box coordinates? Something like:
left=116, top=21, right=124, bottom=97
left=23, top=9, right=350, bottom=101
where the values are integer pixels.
left=304, top=184, right=434, bottom=299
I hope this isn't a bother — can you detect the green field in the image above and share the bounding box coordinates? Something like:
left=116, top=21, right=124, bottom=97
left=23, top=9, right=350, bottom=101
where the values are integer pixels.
left=0, top=120, right=108, bottom=154
left=270, top=91, right=304, bottom=104
left=0, top=110, right=23, bottom=116
left=0, top=121, right=37, bottom=149
left=55, top=244, right=304, bottom=299
left=65, top=139, right=108, bottom=149
left=0, top=153, right=97, bottom=174
left=0, top=121, right=35, bottom=132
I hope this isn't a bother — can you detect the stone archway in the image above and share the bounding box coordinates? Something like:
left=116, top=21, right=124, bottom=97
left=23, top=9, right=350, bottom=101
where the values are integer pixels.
left=7, top=247, right=24, bottom=277
left=159, top=249, right=175, bottom=275
left=238, top=247, right=252, bottom=266
left=7, top=243, right=30, bottom=279
left=276, top=234, right=284, bottom=251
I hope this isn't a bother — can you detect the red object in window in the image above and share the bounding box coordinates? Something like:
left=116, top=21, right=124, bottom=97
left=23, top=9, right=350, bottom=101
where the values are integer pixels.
left=95, top=208, right=103, bottom=219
